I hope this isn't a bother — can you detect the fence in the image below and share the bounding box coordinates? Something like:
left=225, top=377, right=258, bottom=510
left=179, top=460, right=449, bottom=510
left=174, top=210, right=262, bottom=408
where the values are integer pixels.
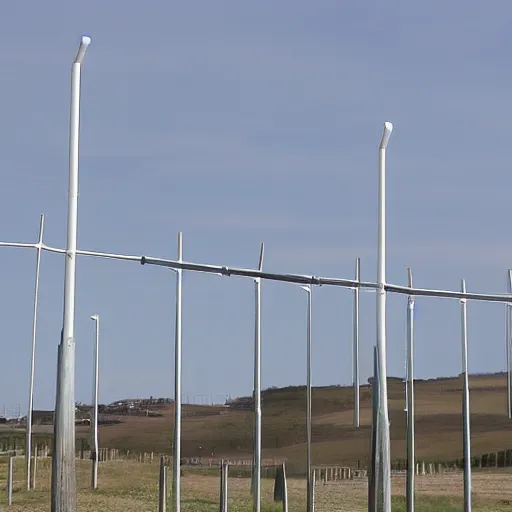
left=4, top=432, right=512, bottom=466
left=0, top=405, right=21, bottom=421
left=0, top=439, right=284, bottom=470
left=5, top=435, right=512, bottom=476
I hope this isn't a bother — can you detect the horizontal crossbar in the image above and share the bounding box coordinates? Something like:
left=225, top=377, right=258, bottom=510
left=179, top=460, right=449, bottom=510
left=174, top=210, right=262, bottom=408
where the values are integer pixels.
left=1, top=240, right=511, bottom=304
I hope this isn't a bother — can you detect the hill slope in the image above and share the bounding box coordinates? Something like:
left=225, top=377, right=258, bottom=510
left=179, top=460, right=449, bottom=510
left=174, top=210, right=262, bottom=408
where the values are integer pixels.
left=97, top=373, right=512, bottom=472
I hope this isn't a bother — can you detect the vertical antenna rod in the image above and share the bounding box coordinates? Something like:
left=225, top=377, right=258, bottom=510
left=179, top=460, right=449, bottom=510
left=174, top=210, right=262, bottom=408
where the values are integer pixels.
left=507, top=270, right=512, bottom=419
left=252, top=242, right=264, bottom=512
left=173, top=232, right=183, bottom=512
left=90, top=314, right=100, bottom=490
left=353, top=257, right=360, bottom=428
left=27, top=213, right=44, bottom=490
left=300, top=285, right=314, bottom=512
left=52, top=35, right=91, bottom=512
left=461, top=279, right=472, bottom=512
left=376, top=121, right=393, bottom=512
left=406, top=268, right=415, bottom=512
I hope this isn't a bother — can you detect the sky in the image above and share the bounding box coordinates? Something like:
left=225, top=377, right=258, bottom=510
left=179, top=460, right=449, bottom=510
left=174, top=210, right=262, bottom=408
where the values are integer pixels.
left=1, top=0, right=512, bottom=414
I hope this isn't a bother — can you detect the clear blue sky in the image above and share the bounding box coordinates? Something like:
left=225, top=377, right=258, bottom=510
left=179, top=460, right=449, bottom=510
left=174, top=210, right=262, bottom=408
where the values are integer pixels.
left=1, top=1, right=511, bottom=413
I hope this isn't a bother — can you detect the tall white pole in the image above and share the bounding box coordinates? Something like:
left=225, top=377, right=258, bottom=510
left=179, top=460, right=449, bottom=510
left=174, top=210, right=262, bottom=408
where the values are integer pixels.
left=376, top=121, right=393, bottom=512
left=52, top=35, right=91, bottom=512
left=90, top=314, right=100, bottom=490
left=460, top=279, right=472, bottom=512
left=353, top=258, right=360, bottom=428
left=252, top=243, right=264, bottom=512
left=173, top=232, right=183, bottom=512
left=507, top=270, right=512, bottom=419
left=26, top=213, right=44, bottom=490
left=300, top=285, right=313, bottom=512
left=406, top=268, right=415, bottom=512
left=507, top=302, right=511, bottom=419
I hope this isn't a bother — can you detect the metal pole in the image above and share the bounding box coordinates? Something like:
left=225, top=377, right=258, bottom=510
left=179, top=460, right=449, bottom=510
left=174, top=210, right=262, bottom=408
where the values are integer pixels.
left=220, top=461, right=229, bottom=512
left=7, top=455, right=13, bottom=505
left=52, top=35, right=91, bottom=512
left=219, top=460, right=224, bottom=512
left=173, top=232, right=183, bottom=512
left=377, top=121, right=393, bottom=512
left=253, top=243, right=264, bottom=512
left=403, top=349, right=408, bottom=415
left=300, top=285, right=313, bottom=512
left=406, top=268, right=415, bottom=512
left=507, top=270, right=512, bottom=419
left=27, top=213, right=44, bottom=490
left=159, top=456, right=167, bottom=512
left=353, top=258, right=360, bottom=428
left=90, top=314, right=100, bottom=490
left=311, top=470, right=316, bottom=511
left=460, top=279, right=472, bottom=512
left=404, top=304, right=408, bottom=416
left=282, top=462, right=289, bottom=512
left=507, top=303, right=511, bottom=419
left=369, top=345, right=380, bottom=512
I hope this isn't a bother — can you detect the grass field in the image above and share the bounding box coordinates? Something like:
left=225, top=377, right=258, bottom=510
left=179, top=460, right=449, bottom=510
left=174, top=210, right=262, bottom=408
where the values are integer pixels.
left=2, top=458, right=512, bottom=511
left=1, top=371, right=512, bottom=511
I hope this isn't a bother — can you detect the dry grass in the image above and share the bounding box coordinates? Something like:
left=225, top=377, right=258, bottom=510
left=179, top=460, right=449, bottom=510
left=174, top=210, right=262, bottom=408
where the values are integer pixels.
left=3, top=458, right=512, bottom=511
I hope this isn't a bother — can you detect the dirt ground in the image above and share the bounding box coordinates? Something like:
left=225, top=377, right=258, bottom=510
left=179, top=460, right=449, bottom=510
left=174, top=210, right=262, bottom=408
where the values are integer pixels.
left=2, top=458, right=512, bottom=511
